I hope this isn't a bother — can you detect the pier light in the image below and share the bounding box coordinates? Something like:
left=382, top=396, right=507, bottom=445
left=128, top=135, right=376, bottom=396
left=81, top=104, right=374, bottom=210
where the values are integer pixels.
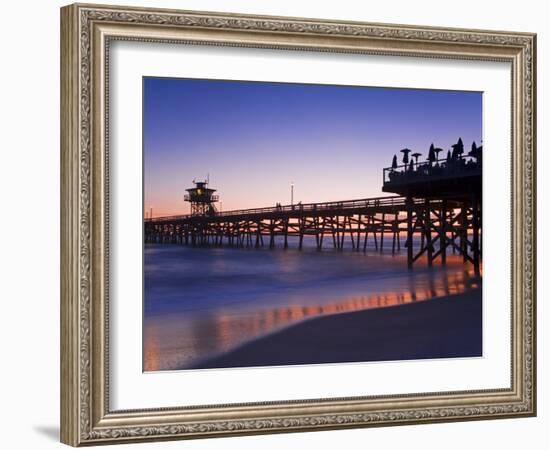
left=400, top=148, right=412, bottom=164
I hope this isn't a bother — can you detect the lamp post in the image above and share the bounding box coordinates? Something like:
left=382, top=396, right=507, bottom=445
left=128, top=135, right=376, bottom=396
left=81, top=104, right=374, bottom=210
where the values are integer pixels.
left=149, top=207, right=152, bottom=220
left=291, top=182, right=294, bottom=206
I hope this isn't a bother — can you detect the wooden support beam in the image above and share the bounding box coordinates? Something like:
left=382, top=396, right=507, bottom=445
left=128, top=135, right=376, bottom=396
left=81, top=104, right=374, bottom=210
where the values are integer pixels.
left=425, top=200, right=433, bottom=267
left=335, top=216, right=341, bottom=250
left=407, top=198, right=413, bottom=269
left=356, top=214, right=362, bottom=251
left=380, top=213, right=385, bottom=253
left=284, top=218, right=289, bottom=249
left=450, top=209, right=456, bottom=254
left=269, top=219, right=275, bottom=249
left=461, top=202, right=468, bottom=262
left=363, top=216, right=369, bottom=252
left=339, top=216, right=346, bottom=250
left=440, top=200, right=447, bottom=265
left=472, top=195, right=480, bottom=275
left=319, top=217, right=325, bottom=250
left=299, top=217, right=304, bottom=250
left=392, top=217, right=397, bottom=255
left=373, top=217, right=378, bottom=251
left=349, top=216, right=356, bottom=250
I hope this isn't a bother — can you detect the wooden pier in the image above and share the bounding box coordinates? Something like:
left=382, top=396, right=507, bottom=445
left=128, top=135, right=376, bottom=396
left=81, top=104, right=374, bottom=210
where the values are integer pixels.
left=145, top=194, right=480, bottom=271
left=144, top=139, right=482, bottom=272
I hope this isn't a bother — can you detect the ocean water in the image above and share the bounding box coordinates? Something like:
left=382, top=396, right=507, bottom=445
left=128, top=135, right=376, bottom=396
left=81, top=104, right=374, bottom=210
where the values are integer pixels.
left=143, top=236, right=481, bottom=371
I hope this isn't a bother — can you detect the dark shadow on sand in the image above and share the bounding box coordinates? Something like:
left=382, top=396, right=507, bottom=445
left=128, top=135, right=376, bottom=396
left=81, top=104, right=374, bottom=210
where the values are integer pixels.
left=191, top=288, right=482, bottom=370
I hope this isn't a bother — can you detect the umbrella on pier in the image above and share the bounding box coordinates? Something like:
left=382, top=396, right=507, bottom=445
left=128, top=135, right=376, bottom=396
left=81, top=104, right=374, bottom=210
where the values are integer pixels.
left=451, top=137, right=464, bottom=159
left=400, top=148, right=412, bottom=164
left=434, top=147, right=444, bottom=161
left=469, top=141, right=483, bottom=161
left=411, top=152, right=422, bottom=166
left=428, top=144, right=436, bottom=164
left=391, top=154, right=398, bottom=169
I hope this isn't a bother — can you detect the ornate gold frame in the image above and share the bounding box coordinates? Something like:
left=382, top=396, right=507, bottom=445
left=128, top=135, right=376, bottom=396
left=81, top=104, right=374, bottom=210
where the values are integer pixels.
left=60, top=3, right=536, bottom=446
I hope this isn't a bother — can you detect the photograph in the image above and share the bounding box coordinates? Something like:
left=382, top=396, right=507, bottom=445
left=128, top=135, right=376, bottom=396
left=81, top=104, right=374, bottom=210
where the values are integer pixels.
left=143, top=77, right=483, bottom=372
left=56, top=2, right=537, bottom=446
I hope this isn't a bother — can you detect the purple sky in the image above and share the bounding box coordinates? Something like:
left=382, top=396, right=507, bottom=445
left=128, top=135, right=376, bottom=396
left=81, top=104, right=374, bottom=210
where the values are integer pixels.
left=144, top=77, right=482, bottom=217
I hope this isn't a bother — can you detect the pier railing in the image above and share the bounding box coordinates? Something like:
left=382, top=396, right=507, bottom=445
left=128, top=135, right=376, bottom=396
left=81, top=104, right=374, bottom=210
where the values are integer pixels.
left=146, top=195, right=427, bottom=223
left=184, top=194, right=219, bottom=202
left=383, top=155, right=481, bottom=185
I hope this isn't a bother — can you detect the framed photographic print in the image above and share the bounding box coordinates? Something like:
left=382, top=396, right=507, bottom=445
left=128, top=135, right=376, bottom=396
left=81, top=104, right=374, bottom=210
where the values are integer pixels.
left=60, top=3, right=537, bottom=446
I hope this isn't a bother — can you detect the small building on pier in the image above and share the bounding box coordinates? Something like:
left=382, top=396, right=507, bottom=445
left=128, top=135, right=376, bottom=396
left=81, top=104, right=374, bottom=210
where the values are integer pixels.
left=382, top=140, right=482, bottom=200
left=381, top=139, right=482, bottom=272
left=184, top=180, right=219, bottom=216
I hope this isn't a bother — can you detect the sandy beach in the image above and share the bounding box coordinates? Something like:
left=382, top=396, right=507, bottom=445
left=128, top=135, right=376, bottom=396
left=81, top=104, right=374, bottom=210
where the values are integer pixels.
left=191, top=288, right=482, bottom=370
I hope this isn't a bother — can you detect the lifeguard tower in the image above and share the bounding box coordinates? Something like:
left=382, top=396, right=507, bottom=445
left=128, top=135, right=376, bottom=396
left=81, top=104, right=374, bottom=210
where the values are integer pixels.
left=184, top=180, right=219, bottom=216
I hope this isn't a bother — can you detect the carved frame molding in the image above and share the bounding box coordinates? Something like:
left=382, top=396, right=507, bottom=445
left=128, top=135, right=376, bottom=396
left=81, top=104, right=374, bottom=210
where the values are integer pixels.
left=61, top=3, right=536, bottom=446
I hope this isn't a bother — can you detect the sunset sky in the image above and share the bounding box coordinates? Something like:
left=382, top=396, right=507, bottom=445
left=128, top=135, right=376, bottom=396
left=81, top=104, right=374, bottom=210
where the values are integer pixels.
left=143, top=77, right=482, bottom=217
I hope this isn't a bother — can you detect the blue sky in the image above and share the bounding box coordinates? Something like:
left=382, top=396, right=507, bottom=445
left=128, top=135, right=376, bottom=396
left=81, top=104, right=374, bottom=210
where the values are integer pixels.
left=144, top=77, right=482, bottom=216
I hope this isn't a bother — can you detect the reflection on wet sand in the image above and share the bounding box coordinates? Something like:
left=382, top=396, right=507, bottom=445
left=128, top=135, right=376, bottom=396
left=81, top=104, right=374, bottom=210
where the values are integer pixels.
left=144, top=262, right=480, bottom=372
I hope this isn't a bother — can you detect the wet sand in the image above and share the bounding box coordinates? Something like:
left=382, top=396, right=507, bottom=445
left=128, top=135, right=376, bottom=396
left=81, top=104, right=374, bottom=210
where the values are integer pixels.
left=191, top=288, right=482, bottom=369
